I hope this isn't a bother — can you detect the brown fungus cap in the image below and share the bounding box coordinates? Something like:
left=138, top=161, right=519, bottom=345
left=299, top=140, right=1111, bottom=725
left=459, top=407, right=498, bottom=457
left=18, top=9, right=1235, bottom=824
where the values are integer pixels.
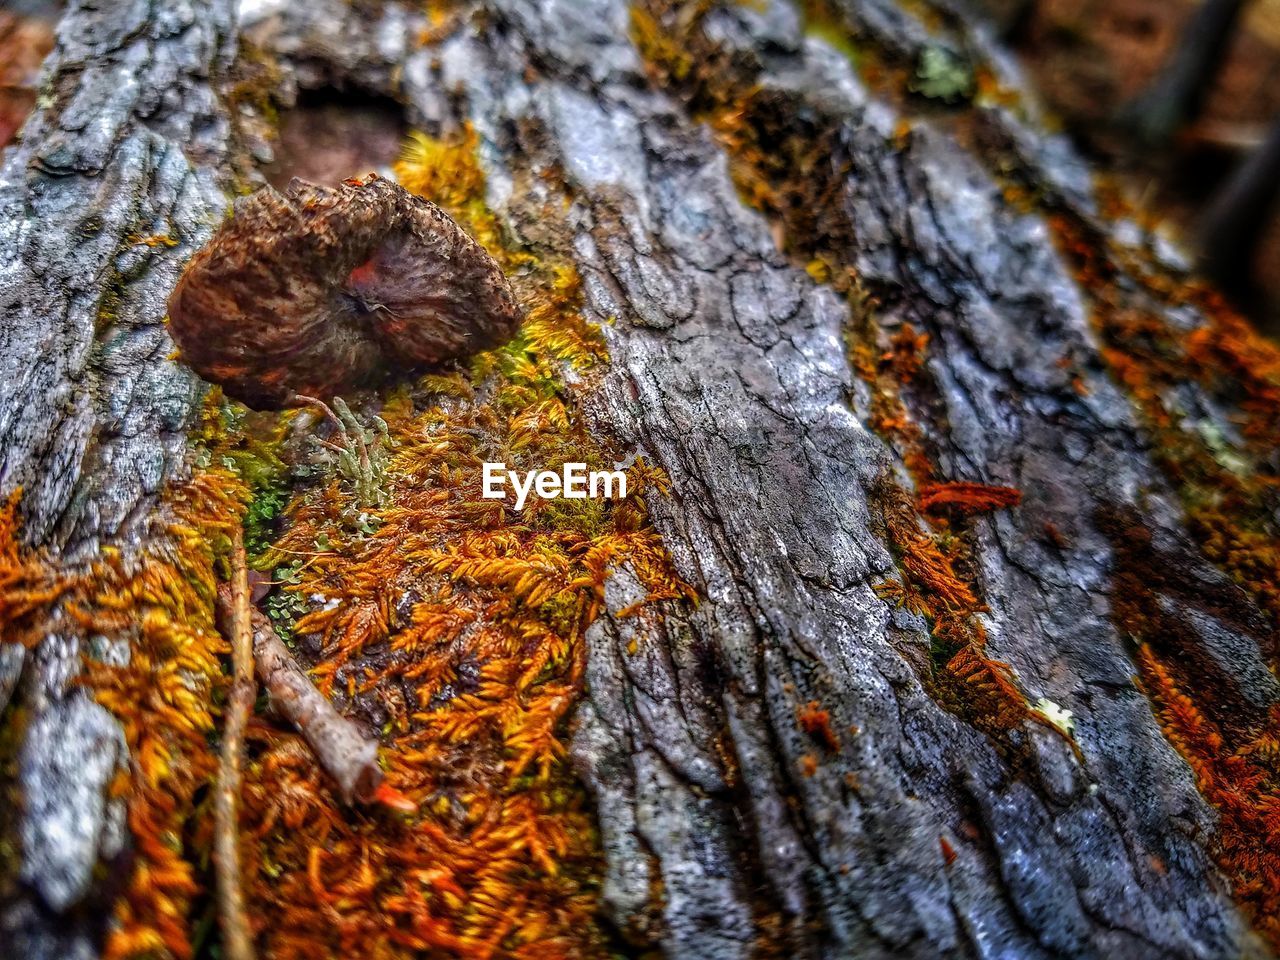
left=167, top=173, right=522, bottom=409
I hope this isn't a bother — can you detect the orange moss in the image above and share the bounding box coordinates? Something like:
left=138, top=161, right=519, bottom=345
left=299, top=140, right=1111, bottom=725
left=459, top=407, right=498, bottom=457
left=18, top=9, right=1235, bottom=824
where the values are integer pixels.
left=91, top=469, right=249, bottom=960
left=243, top=425, right=685, bottom=956
left=3, top=119, right=690, bottom=960
left=1183, top=301, right=1280, bottom=447
left=0, top=462, right=251, bottom=960
left=892, top=118, right=913, bottom=149
left=917, top=482, right=1022, bottom=516
left=417, top=0, right=466, bottom=45
left=127, top=232, right=180, bottom=249
left=395, top=125, right=489, bottom=226
left=1048, top=208, right=1280, bottom=615
left=944, top=632, right=1035, bottom=735
left=875, top=484, right=1042, bottom=739
left=632, top=2, right=861, bottom=258
left=210, top=127, right=693, bottom=960
left=850, top=314, right=936, bottom=484
left=893, top=524, right=978, bottom=612
left=1041, top=521, right=1070, bottom=551
left=1138, top=646, right=1280, bottom=945
left=0, top=467, right=249, bottom=960
left=797, top=701, right=840, bottom=753
left=793, top=0, right=914, bottom=98
left=0, top=490, right=74, bottom=648
left=972, top=65, right=1022, bottom=112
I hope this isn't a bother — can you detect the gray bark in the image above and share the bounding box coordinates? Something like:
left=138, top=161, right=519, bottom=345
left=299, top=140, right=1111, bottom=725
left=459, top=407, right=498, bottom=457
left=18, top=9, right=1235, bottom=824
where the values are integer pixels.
left=0, top=2, right=237, bottom=956
left=2, top=1, right=1276, bottom=959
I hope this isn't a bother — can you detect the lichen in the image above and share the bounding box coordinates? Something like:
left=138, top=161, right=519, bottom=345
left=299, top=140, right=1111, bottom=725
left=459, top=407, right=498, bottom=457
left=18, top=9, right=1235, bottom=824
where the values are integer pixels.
left=1031, top=698, right=1074, bottom=737
left=910, top=46, right=974, bottom=103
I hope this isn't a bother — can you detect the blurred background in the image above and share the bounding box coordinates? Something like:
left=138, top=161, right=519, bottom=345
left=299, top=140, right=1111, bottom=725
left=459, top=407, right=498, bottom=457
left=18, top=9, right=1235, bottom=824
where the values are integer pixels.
left=977, top=0, right=1280, bottom=331
left=3, top=0, right=1279, bottom=331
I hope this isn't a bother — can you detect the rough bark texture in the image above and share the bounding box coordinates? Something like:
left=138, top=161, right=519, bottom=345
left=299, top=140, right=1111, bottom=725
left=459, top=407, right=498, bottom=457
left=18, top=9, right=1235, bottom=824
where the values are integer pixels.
left=0, top=3, right=238, bottom=957
left=3, top=1, right=1278, bottom=959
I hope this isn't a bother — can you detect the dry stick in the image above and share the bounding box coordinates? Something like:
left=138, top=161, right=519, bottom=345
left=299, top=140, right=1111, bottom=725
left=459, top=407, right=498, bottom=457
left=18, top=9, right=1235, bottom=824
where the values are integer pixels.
left=214, top=527, right=257, bottom=960
left=215, top=585, right=383, bottom=804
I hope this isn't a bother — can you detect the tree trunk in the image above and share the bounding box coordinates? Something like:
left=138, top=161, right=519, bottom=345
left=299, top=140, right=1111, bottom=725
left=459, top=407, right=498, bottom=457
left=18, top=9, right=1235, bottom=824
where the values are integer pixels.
left=3, top=1, right=1279, bottom=959
left=1198, top=116, right=1280, bottom=295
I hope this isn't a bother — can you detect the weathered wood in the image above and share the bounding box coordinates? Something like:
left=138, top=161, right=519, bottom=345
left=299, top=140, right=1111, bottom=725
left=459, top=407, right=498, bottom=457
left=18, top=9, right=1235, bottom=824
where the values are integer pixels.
left=0, top=2, right=238, bottom=956
left=4, top=0, right=1279, bottom=958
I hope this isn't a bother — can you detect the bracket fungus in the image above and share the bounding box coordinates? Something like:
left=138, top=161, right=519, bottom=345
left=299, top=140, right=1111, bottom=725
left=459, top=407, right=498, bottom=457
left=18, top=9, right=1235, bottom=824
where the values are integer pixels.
left=167, top=173, right=522, bottom=409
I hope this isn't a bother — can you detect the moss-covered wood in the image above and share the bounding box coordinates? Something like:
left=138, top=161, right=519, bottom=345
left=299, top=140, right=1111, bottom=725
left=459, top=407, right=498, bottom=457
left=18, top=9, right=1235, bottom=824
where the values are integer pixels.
left=5, top=1, right=1280, bottom=959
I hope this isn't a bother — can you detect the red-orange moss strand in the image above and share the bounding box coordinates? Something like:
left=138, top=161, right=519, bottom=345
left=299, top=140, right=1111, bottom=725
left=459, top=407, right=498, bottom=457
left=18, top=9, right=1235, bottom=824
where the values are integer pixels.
left=917, top=482, right=1022, bottom=516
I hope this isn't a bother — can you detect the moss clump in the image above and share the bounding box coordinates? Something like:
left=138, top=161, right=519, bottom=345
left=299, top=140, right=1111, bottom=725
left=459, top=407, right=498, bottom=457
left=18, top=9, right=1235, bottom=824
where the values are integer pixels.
left=0, top=81, right=694, bottom=960
left=0, top=472, right=250, bottom=960
left=192, top=395, right=293, bottom=557
left=872, top=481, right=1042, bottom=746
left=89, top=470, right=248, bottom=960
left=217, top=127, right=692, bottom=960
left=0, top=491, right=74, bottom=647
left=1138, top=646, right=1280, bottom=946
left=0, top=121, right=690, bottom=960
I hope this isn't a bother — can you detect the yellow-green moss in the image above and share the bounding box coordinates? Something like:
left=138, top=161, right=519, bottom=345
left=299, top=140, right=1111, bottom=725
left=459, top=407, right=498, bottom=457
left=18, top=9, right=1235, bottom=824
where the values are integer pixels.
left=210, top=126, right=690, bottom=960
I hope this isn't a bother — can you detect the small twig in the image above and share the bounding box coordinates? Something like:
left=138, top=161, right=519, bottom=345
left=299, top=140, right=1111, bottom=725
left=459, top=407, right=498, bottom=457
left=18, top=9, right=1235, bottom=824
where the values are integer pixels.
left=252, top=612, right=383, bottom=802
left=215, top=585, right=383, bottom=804
left=292, top=393, right=347, bottom=442
left=214, top=527, right=257, bottom=960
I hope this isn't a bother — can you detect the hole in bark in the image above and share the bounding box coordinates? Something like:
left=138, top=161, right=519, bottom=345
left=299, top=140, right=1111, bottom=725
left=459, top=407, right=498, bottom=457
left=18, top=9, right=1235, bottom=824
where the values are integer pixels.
left=262, top=86, right=407, bottom=188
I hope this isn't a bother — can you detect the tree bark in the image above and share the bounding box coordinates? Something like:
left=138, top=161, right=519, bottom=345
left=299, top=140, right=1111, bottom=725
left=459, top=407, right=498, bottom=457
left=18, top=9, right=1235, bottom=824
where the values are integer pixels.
left=0, top=3, right=239, bottom=957
left=3, top=1, right=1278, bottom=959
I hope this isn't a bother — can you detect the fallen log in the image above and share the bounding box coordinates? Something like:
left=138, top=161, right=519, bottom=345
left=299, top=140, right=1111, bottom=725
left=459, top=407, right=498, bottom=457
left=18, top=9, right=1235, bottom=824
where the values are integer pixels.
left=4, top=1, right=1280, bottom=958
